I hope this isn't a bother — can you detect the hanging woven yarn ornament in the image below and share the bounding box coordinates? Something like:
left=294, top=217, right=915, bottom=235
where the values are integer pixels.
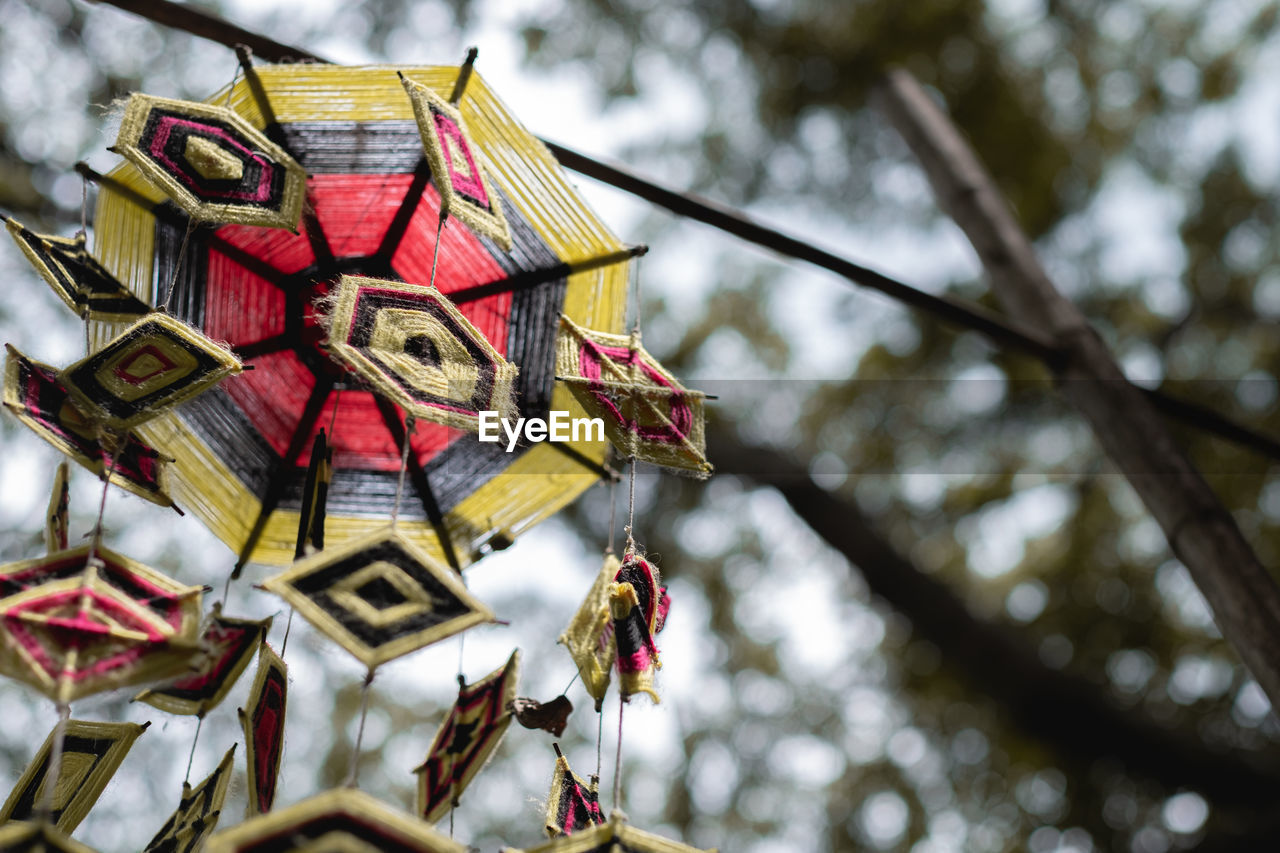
left=113, top=93, right=307, bottom=231
left=400, top=70, right=512, bottom=249
left=4, top=346, right=174, bottom=507
left=135, top=604, right=272, bottom=717
left=58, top=312, right=242, bottom=432
left=503, top=812, right=718, bottom=853
left=321, top=275, right=518, bottom=431
left=238, top=642, right=287, bottom=816
left=0, top=544, right=203, bottom=704
left=544, top=744, right=604, bottom=838
left=415, top=649, right=520, bottom=823
left=5, top=216, right=150, bottom=320
left=555, top=316, right=712, bottom=478
left=144, top=744, right=237, bottom=853
left=261, top=526, right=496, bottom=669
left=45, top=462, right=70, bottom=554
left=87, top=58, right=634, bottom=571
left=558, top=553, right=619, bottom=711
left=610, top=552, right=670, bottom=704
left=205, top=788, right=467, bottom=853
left=0, top=718, right=148, bottom=832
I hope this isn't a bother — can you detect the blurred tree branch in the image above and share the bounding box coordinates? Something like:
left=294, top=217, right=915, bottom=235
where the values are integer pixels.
left=709, top=424, right=1280, bottom=806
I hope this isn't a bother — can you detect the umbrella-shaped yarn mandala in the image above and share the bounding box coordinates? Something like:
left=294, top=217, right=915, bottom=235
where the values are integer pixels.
left=0, top=544, right=203, bottom=703
left=89, top=63, right=631, bottom=571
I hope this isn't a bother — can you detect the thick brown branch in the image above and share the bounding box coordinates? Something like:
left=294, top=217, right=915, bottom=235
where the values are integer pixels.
left=876, top=69, right=1280, bottom=714
left=710, top=426, right=1280, bottom=805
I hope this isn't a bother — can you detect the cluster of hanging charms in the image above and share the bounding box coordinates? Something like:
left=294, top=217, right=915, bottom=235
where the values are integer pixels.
left=0, top=41, right=716, bottom=853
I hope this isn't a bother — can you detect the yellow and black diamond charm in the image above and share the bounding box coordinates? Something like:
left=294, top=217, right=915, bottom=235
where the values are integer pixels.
left=261, top=527, right=495, bottom=669
left=58, top=313, right=242, bottom=431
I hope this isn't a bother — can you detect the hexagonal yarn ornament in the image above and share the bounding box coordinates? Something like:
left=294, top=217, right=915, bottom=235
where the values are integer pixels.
left=324, top=275, right=518, bottom=431
left=0, top=821, right=98, bottom=853
left=0, top=544, right=203, bottom=703
left=261, top=526, right=495, bottom=669
left=204, top=788, right=466, bottom=853
left=58, top=312, right=242, bottom=431
left=114, top=93, right=307, bottom=230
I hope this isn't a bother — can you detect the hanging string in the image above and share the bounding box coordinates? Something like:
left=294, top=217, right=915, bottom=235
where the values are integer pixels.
left=84, top=445, right=116, bottom=568
left=612, top=698, right=625, bottom=811
left=624, top=458, right=637, bottom=557
left=36, top=703, right=72, bottom=822
left=344, top=669, right=375, bottom=788
left=184, top=715, right=205, bottom=785
left=390, top=416, right=414, bottom=528
left=280, top=609, right=295, bottom=657
left=606, top=478, right=618, bottom=556
left=161, top=219, right=197, bottom=312
left=595, top=701, right=605, bottom=781
left=77, top=172, right=88, bottom=241
left=223, top=57, right=240, bottom=108
left=428, top=214, right=446, bottom=291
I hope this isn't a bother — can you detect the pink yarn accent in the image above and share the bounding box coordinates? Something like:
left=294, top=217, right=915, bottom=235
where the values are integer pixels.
left=577, top=340, right=694, bottom=444
left=147, top=116, right=275, bottom=202
left=431, top=113, right=489, bottom=206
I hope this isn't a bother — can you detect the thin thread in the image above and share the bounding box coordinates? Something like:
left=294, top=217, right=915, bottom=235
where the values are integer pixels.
left=390, top=416, right=414, bottom=528
left=428, top=215, right=445, bottom=290
left=606, top=478, right=618, bottom=555
left=456, top=633, right=466, bottom=683
left=224, top=58, right=240, bottom=107
left=37, top=703, right=72, bottom=821
left=162, top=220, right=197, bottom=311
left=84, top=448, right=116, bottom=568
left=624, top=458, right=637, bottom=557
left=280, top=608, right=295, bottom=656
left=77, top=173, right=88, bottom=240
left=184, top=715, right=204, bottom=785
left=595, top=704, right=604, bottom=780
left=562, top=670, right=581, bottom=696
left=613, top=699, right=625, bottom=811
left=327, top=387, right=343, bottom=434
left=344, top=670, right=375, bottom=788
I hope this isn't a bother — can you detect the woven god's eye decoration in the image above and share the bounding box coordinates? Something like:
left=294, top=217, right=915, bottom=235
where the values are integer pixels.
left=261, top=526, right=495, bottom=670
left=0, top=544, right=203, bottom=704
left=610, top=553, right=668, bottom=704
left=415, top=649, right=520, bottom=823
left=323, top=275, right=518, bottom=431
left=58, top=312, right=242, bottom=431
left=0, top=718, right=148, bottom=833
left=206, top=788, right=466, bottom=853
left=4, top=346, right=173, bottom=507
left=114, top=93, right=307, bottom=231
left=145, top=744, right=237, bottom=853
left=401, top=73, right=511, bottom=250
left=5, top=217, right=150, bottom=320
left=556, top=316, right=712, bottom=478
left=135, top=604, right=272, bottom=716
